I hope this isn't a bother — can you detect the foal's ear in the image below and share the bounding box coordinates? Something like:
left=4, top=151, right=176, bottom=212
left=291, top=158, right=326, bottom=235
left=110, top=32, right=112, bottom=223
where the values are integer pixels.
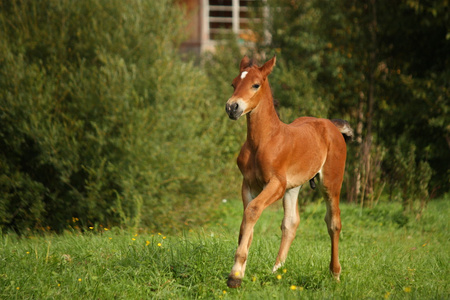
left=260, top=56, right=276, bottom=78
left=239, top=56, right=251, bottom=72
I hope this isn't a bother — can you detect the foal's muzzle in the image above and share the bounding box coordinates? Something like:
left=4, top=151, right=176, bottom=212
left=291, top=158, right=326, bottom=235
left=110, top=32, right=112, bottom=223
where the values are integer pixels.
left=226, top=102, right=242, bottom=120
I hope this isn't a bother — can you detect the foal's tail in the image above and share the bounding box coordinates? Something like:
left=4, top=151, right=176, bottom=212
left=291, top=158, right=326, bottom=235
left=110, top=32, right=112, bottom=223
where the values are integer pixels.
left=331, top=119, right=354, bottom=143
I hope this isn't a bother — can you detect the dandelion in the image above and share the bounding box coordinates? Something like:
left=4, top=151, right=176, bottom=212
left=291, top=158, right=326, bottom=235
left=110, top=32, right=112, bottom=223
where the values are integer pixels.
left=298, top=286, right=304, bottom=291
left=104, top=228, right=109, bottom=231
left=384, top=291, right=391, bottom=299
left=276, top=274, right=282, bottom=280
left=78, top=278, right=82, bottom=282
left=282, top=268, right=287, bottom=273
left=132, top=238, right=136, bottom=241
left=134, top=234, right=138, bottom=237
left=251, top=276, right=256, bottom=282
left=109, top=237, right=112, bottom=240
left=234, top=271, right=240, bottom=277
left=58, top=283, right=61, bottom=287
left=157, top=243, right=162, bottom=247
left=146, top=240, right=150, bottom=246
left=158, top=233, right=162, bottom=236
left=422, top=243, right=427, bottom=247
left=403, top=287, right=411, bottom=293
left=290, top=285, right=297, bottom=290
left=16, top=287, right=20, bottom=290
left=223, top=290, right=227, bottom=295
left=26, top=251, right=30, bottom=254
left=163, top=236, right=167, bottom=239
left=89, top=227, right=94, bottom=230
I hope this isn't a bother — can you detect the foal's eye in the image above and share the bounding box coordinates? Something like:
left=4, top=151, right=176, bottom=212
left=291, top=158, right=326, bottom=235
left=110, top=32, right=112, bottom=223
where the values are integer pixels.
left=252, top=84, right=260, bottom=89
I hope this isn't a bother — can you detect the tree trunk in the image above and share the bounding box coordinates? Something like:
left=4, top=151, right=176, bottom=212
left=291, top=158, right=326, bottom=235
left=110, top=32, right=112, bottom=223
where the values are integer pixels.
left=360, top=0, right=377, bottom=206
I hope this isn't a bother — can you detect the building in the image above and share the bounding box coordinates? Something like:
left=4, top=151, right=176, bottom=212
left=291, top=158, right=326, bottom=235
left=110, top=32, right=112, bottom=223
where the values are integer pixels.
left=179, top=0, right=266, bottom=54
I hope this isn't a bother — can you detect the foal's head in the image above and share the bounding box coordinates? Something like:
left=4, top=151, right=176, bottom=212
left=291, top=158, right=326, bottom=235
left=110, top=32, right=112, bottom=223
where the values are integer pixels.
left=226, top=56, right=276, bottom=120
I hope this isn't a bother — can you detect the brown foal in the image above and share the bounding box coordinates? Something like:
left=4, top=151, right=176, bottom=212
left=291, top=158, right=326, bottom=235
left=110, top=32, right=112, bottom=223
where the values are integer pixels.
left=225, top=56, right=353, bottom=288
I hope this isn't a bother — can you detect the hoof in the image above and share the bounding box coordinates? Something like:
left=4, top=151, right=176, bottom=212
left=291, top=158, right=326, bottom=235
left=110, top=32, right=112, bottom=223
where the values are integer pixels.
left=227, top=276, right=242, bottom=288
left=330, top=264, right=341, bottom=281
left=331, top=271, right=341, bottom=282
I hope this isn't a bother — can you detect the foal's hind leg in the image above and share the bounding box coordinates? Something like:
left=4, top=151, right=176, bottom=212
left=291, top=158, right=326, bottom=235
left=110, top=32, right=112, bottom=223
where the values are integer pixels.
left=273, top=186, right=301, bottom=272
left=323, top=191, right=342, bottom=280
left=321, top=163, right=345, bottom=280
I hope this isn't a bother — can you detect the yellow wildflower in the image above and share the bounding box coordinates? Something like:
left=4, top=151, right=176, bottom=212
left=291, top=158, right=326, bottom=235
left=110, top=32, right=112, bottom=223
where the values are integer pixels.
left=276, top=274, right=282, bottom=280
left=132, top=238, right=136, bottom=241
left=146, top=240, right=150, bottom=246
left=78, top=278, right=82, bottom=282
left=157, top=243, right=162, bottom=247
left=89, top=227, right=94, bottom=230
left=223, top=290, right=227, bottom=294
left=384, top=291, right=391, bottom=299
left=283, top=268, right=287, bottom=273
left=403, top=287, right=411, bottom=293
left=290, top=285, right=297, bottom=290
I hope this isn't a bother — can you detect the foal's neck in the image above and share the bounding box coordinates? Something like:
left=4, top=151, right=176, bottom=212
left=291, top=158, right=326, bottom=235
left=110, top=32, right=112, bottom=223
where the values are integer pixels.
left=246, top=82, right=281, bottom=148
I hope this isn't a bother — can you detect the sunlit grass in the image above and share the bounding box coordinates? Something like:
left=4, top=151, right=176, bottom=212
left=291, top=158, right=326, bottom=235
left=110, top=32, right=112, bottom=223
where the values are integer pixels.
left=1, top=197, right=448, bottom=299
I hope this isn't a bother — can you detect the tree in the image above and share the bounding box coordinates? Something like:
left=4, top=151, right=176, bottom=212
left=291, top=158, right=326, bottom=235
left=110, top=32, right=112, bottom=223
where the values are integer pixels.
left=248, top=0, right=449, bottom=204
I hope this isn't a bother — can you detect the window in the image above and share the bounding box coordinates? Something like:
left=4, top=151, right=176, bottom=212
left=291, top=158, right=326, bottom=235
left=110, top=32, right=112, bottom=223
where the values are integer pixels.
left=205, top=0, right=264, bottom=41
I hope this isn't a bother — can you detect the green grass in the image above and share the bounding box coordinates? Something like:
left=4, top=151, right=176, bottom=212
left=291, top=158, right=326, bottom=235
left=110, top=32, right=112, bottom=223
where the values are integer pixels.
left=1, top=197, right=449, bottom=299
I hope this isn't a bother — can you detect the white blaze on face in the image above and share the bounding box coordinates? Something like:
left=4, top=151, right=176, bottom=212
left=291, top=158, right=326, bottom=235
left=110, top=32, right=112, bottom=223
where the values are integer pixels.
left=240, top=71, right=248, bottom=79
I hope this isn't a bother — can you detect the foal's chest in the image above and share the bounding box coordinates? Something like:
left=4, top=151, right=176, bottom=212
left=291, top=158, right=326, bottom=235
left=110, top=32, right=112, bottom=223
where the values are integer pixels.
left=238, top=147, right=273, bottom=191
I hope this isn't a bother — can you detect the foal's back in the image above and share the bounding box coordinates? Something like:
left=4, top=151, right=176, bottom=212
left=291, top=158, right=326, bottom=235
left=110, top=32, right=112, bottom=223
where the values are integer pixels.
left=287, top=116, right=347, bottom=153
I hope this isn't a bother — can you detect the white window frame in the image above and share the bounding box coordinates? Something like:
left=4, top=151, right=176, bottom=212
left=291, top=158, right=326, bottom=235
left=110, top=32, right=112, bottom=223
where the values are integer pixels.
left=201, top=0, right=267, bottom=52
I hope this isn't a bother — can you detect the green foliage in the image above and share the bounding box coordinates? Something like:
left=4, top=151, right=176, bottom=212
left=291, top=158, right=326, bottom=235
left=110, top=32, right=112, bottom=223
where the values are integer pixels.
left=391, top=142, right=433, bottom=217
left=1, top=198, right=449, bottom=298
left=256, top=0, right=332, bottom=119
left=0, top=0, right=447, bottom=234
left=0, top=0, right=231, bottom=233
left=246, top=0, right=448, bottom=203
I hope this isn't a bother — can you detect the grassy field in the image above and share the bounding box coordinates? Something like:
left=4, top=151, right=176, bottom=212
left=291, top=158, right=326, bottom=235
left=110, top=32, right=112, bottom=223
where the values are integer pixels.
left=1, top=196, right=449, bottom=299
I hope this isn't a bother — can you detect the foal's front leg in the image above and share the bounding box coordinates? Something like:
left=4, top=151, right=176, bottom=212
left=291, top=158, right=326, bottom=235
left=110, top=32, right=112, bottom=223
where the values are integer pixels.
left=272, top=186, right=301, bottom=272
left=227, top=178, right=286, bottom=288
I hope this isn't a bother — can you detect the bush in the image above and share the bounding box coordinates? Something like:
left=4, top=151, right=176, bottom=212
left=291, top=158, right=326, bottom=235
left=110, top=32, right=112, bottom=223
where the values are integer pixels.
left=0, top=0, right=235, bottom=233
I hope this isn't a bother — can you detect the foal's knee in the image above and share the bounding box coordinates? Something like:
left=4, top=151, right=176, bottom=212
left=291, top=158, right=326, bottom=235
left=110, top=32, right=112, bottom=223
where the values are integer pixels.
left=324, top=215, right=341, bottom=235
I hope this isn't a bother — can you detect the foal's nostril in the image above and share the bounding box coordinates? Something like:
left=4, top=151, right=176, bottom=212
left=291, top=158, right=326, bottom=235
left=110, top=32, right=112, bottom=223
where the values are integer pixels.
left=226, top=102, right=241, bottom=120
left=226, top=102, right=239, bottom=113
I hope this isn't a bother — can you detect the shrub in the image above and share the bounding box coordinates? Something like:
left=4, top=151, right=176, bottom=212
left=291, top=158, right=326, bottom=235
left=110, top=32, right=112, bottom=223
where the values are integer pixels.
left=0, top=0, right=233, bottom=233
